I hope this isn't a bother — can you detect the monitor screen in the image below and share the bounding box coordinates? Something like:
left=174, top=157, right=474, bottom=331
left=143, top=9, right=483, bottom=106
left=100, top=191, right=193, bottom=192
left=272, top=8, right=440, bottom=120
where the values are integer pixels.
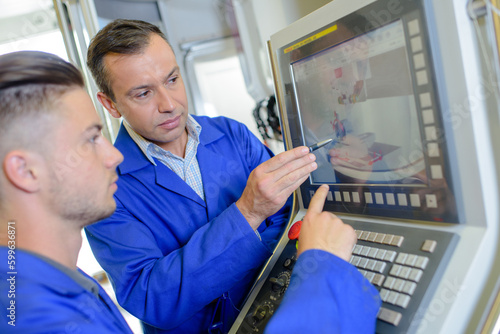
left=292, top=20, right=426, bottom=186
left=272, top=2, right=459, bottom=223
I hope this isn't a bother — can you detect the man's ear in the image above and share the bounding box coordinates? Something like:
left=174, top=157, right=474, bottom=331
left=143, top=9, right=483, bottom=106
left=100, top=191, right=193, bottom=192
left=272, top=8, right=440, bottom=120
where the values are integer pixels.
left=97, top=92, right=122, bottom=119
left=3, top=151, right=42, bottom=193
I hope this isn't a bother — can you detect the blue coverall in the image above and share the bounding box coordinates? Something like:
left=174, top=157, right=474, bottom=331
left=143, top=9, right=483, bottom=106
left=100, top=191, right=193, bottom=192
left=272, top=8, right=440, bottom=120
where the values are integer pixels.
left=86, top=116, right=290, bottom=333
left=0, top=247, right=133, bottom=334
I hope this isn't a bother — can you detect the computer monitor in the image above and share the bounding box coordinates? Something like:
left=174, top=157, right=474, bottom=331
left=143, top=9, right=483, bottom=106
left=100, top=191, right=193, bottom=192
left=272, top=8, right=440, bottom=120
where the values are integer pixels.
left=276, top=1, right=458, bottom=223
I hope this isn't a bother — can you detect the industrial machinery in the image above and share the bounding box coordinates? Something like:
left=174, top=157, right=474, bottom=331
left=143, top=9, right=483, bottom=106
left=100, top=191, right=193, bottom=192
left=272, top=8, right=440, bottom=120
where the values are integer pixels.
left=230, top=0, right=500, bottom=333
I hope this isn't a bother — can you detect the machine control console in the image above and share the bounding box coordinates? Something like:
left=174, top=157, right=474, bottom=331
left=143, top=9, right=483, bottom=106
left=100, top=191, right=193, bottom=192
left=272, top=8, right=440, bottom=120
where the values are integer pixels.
left=232, top=220, right=458, bottom=333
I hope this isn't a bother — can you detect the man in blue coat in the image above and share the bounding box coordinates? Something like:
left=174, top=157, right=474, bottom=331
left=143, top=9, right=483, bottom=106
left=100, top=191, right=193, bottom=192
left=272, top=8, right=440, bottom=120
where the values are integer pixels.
left=84, top=19, right=319, bottom=333
left=0, top=51, right=130, bottom=333
left=0, top=51, right=379, bottom=334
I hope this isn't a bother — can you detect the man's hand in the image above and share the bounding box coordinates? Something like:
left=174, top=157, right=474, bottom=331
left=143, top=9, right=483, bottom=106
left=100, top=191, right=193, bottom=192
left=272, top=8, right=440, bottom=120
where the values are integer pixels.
left=297, top=184, right=356, bottom=261
left=236, top=146, right=317, bottom=230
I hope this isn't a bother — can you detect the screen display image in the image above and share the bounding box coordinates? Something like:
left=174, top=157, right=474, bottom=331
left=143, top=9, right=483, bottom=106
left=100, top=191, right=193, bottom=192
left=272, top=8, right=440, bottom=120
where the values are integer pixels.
left=292, top=20, right=426, bottom=186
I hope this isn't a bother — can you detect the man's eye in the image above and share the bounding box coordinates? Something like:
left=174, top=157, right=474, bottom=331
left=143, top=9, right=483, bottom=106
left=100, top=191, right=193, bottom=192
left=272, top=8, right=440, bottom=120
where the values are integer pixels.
left=89, top=134, right=100, bottom=143
left=168, top=76, right=178, bottom=84
left=137, top=91, right=150, bottom=98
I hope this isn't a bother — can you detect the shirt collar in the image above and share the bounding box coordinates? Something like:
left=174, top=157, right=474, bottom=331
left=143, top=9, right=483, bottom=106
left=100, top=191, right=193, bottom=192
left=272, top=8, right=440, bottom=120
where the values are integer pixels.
left=123, top=114, right=202, bottom=166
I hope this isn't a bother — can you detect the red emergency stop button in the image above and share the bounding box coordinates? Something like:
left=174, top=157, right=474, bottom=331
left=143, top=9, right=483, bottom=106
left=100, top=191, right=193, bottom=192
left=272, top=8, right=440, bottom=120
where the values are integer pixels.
left=288, top=221, right=302, bottom=240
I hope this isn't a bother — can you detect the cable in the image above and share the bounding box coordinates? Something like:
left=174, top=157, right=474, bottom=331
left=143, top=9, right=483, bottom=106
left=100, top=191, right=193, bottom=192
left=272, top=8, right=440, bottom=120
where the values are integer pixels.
left=266, top=95, right=282, bottom=139
left=253, top=98, right=271, bottom=142
left=252, top=95, right=283, bottom=143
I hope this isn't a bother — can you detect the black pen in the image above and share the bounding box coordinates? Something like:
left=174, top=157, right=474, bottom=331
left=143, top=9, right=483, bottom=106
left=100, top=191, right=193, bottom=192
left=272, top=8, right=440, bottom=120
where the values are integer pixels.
left=308, top=138, right=333, bottom=152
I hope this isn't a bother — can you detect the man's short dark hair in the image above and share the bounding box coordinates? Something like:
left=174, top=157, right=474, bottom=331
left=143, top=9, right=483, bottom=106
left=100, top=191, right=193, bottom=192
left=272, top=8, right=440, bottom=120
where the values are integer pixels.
left=0, top=51, right=83, bottom=90
left=0, top=51, right=84, bottom=133
left=87, top=19, right=170, bottom=102
left=0, top=51, right=85, bottom=205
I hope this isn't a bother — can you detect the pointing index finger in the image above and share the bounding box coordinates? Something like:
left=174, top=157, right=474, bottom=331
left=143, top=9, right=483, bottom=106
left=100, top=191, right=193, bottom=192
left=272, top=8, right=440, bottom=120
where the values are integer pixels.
left=307, top=184, right=330, bottom=214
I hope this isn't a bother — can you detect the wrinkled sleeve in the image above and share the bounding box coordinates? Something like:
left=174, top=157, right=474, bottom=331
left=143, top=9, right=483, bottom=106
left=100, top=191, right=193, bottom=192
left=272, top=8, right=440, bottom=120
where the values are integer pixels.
left=85, top=201, right=271, bottom=330
left=265, top=249, right=381, bottom=334
left=85, top=117, right=291, bottom=330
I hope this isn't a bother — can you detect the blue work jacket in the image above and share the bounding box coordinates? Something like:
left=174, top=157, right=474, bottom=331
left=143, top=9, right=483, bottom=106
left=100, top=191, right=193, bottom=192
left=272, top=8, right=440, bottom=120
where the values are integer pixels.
left=266, top=249, right=381, bottom=333
left=0, top=247, right=132, bottom=334
left=86, top=116, right=290, bottom=333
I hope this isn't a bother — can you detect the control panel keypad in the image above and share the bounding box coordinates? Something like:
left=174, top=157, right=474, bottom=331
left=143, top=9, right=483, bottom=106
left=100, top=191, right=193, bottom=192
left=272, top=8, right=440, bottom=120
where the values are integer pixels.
left=231, top=218, right=458, bottom=334
left=351, top=229, right=432, bottom=326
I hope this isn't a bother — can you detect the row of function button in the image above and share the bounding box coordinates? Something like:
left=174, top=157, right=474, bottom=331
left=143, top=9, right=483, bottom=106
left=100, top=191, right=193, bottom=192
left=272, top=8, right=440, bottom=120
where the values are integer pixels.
left=408, top=12, right=445, bottom=180
left=374, top=17, right=436, bottom=328
left=353, top=244, right=430, bottom=270
left=313, top=189, right=440, bottom=209
left=355, top=230, right=404, bottom=247
left=355, top=229, right=437, bottom=254
left=410, top=12, right=448, bottom=188
left=353, top=255, right=426, bottom=287
left=358, top=268, right=419, bottom=296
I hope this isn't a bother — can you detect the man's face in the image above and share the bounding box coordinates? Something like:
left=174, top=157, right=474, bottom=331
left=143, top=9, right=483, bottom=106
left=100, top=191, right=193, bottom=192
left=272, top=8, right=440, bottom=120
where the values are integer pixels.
left=47, top=88, right=123, bottom=226
left=102, top=34, right=189, bottom=154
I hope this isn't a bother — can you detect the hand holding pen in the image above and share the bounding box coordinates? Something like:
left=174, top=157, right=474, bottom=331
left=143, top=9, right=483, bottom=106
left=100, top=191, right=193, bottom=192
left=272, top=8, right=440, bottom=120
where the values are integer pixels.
left=308, top=138, right=333, bottom=152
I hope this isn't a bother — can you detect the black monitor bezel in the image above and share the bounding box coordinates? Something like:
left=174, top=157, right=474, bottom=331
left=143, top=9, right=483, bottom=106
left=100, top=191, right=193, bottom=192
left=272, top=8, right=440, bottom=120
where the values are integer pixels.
left=274, top=0, right=458, bottom=223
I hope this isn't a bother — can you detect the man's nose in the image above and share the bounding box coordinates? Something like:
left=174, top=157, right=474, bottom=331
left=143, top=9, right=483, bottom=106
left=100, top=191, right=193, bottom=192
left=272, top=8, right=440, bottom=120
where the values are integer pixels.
left=103, top=139, right=124, bottom=168
left=157, top=87, right=175, bottom=113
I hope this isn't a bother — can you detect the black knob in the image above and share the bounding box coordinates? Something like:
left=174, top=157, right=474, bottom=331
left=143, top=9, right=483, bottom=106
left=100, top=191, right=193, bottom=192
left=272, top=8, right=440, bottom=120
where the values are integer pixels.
left=269, top=277, right=286, bottom=291
left=283, top=258, right=295, bottom=269
left=252, top=305, right=269, bottom=322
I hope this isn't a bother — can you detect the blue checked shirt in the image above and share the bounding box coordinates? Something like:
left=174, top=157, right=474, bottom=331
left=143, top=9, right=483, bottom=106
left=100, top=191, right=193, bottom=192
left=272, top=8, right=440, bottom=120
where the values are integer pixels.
left=123, top=115, right=205, bottom=201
